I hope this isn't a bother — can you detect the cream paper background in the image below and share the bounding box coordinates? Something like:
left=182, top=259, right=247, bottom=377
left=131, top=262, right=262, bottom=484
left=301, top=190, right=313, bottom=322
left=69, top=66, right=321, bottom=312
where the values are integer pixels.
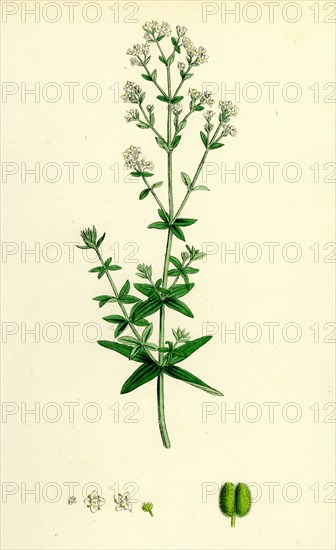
left=1, top=0, right=335, bottom=548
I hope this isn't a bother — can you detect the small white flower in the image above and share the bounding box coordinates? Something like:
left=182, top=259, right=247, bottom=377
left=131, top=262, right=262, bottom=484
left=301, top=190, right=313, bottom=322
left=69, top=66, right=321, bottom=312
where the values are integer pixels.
left=84, top=490, right=106, bottom=513
left=139, top=158, right=154, bottom=172
left=124, top=109, right=139, bottom=123
left=182, top=38, right=208, bottom=65
left=172, top=103, right=183, bottom=115
left=143, top=20, right=171, bottom=40
left=195, top=46, right=208, bottom=65
left=222, top=124, right=237, bottom=137
left=200, top=91, right=215, bottom=106
left=188, top=88, right=201, bottom=100
left=176, top=25, right=187, bottom=37
left=219, top=100, right=239, bottom=116
left=177, top=61, right=186, bottom=71
left=203, top=110, right=215, bottom=120
left=114, top=492, right=132, bottom=513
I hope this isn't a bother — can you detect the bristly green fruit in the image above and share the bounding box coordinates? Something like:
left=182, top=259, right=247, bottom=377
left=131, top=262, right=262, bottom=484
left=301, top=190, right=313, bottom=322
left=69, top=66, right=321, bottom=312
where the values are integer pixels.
left=219, top=483, right=251, bottom=527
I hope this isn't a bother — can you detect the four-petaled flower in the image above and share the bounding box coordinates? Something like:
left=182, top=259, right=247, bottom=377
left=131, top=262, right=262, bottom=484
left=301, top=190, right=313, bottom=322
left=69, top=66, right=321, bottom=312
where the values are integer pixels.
left=114, top=492, right=132, bottom=512
left=84, top=490, right=106, bottom=513
left=222, top=123, right=237, bottom=137
left=121, top=81, right=143, bottom=104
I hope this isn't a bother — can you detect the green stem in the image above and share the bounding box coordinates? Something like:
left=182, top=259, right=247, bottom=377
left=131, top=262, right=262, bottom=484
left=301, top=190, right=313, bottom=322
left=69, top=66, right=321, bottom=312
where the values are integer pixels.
left=139, top=103, right=165, bottom=141
left=173, top=123, right=222, bottom=221
left=231, top=514, right=236, bottom=528
left=138, top=56, right=167, bottom=97
left=157, top=54, right=173, bottom=449
left=141, top=174, right=166, bottom=213
left=173, top=64, right=193, bottom=98
left=95, top=249, right=158, bottom=364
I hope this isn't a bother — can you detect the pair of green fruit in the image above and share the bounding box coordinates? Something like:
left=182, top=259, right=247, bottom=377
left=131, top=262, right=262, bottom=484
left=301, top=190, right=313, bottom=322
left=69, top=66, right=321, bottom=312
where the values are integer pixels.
left=219, top=483, right=251, bottom=527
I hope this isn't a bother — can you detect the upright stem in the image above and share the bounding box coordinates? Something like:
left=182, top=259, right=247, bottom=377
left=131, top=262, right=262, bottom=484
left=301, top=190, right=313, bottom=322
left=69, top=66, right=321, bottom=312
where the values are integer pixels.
left=157, top=49, right=173, bottom=449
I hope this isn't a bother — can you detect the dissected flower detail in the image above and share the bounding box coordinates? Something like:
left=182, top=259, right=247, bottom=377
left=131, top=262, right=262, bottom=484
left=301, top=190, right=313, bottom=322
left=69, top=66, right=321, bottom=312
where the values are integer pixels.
left=172, top=103, right=183, bottom=115
left=146, top=104, right=154, bottom=112
left=176, top=25, right=187, bottom=37
left=125, top=109, right=140, bottom=123
left=84, top=490, right=106, bottom=513
left=68, top=496, right=77, bottom=505
left=177, top=61, right=186, bottom=71
left=143, top=20, right=171, bottom=40
left=142, top=501, right=154, bottom=516
left=219, top=100, right=239, bottom=117
left=182, top=37, right=208, bottom=65
left=121, top=81, right=142, bottom=103
left=204, top=110, right=215, bottom=121
left=114, top=492, right=132, bottom=513
left=222, top=123, right=237, bottom=137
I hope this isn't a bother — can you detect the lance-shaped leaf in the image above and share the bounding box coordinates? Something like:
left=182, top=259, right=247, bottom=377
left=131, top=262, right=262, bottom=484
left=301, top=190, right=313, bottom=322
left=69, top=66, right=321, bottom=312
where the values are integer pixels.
left=114, top=321, right=128, bottom=338
left=163, top=365, right=223, bottom=396
left=170, top=224, right=185, bottom=241
left=167, top=283, right=195, bottom=298
left=93, top=295, right=114, bottom=308
left=165, top=297, right=194, bottom=318
left=174, top=218, right=197, bottom=227
left=130, top=295, right=162, bottom=321
left=133, top=283, right=157, bottom=297
left=148, top=221, right=169, bottom=230
left=103, top=314, right=126, bottom=324
left=169, top=336, right=213, bottom=364
left=119, top=280, right=130, bottom=298
left=97, top=340, right=150, bottom=363
left=121, top=362, right=161, bottom=394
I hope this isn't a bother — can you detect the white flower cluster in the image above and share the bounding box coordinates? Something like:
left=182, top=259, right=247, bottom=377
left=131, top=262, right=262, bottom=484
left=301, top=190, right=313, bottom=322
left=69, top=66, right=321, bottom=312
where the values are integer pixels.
left=142, top=20, right=171, bottom=40
left=188, top=88, right=214, bottom=106
left=126, top=43, right=150, bottom=66
left=219, top=100, right=239, bottom=117
left=121, top=81, right=142, bottom=103
left=123, top=145, right=154, bottom=172
left=182, top=37, right=208, bottom=65
left=222, top=124, right=237, bottom=137
left=124, top=109, right=139, bottom=123
left=177, top=61, right=186, bottom=71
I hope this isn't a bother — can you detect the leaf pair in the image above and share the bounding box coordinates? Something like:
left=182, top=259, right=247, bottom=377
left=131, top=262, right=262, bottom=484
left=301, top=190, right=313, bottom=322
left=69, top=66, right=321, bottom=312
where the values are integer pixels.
left=89, top=257, right=121, bottom=279
left=148, top=209, right=197, bottom=242
left=168, top=256, right=199, bottom=284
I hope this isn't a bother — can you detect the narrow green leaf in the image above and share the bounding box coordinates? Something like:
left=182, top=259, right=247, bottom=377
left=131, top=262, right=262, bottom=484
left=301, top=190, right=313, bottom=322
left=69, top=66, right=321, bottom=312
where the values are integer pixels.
left=169, top=255, right=182, bottom=269
left=139, top=188, right=150, bottom=200
left=158, top=209, right=170, bottom=222
left=169, top=336, right=212, bottom=363
left=171, top=96, right=184, bottom=104
left=108, top=265, right=122, bottom=271
left=148, top=221, right=169, bottom=230
left=200, top=131, right=208, bottom=147
left=209, top=142, right=224, bottom=150
left=168, top=283, right=195, bottom=298
left=151, top=69, right=157, bottom=81
left=103, top=315, right=125, bottom=324
left=119, top=295, right=141, bottom=304
left=130, top=295, right=162, bottom=321
left=89, top=266, right=102, bottom=273
left=165, top=297, right=194, bottom=318
left=172, top=135, right=182, bottom=149
left=121, top=362, right=161, bottom=394
left=93, top=295, right=112, bottom=302
left=193, top=185, right=210, bottom=191
left=157, top=95, right=169, bottom=102
left=97, top=340, right=149, bottom=363
left=158, top=55, right=167, bottom=65
left=133, top=283, right=157, bottom=297
left=163, top=365, right=223, bottom=396
left=130, top=171, right=143, bottom=177
left=136, top=122, right=150, bottom=129
left=167, top=52, right=175, bottom=66
left=96, top=233, right=105, bottom=248
left=114, top=321, right=128, bottom=338
left=152, top=181, right=163, bottom=189
left=119, top=280, right=130, bottom=298
left=181, top=171, right=192, bottom=188
left=170, top=225, right=185, bottom=241
left=174, top=218, right=197, bottom=227
left=194, top=105, right=204, bottom=111
left=142, top=323, right=153, bottom=342
left=141, top=73, right=152, bottom=81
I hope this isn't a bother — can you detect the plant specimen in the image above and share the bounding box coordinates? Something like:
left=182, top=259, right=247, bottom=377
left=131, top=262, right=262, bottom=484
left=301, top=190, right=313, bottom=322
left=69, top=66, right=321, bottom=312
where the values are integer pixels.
left=142, top=502, right=154, bottom=517
left=78, top=21, right=238, bottom=448
left=219, top=483, right=251, bottom=527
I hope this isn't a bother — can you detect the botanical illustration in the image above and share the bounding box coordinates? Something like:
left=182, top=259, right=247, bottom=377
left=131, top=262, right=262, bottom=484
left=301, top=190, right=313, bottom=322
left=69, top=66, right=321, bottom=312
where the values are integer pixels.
left=78, top=21, right=238, bottom=448
left=219, top=483, right=251, bottom=527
